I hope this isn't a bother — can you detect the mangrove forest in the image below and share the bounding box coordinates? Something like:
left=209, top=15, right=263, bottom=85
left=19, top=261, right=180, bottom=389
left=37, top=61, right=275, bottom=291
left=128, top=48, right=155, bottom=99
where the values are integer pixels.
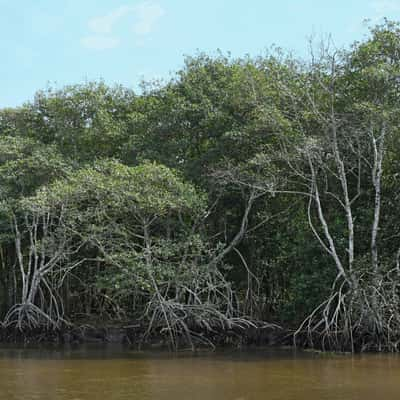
left=1, top=21, right=400, bottom=352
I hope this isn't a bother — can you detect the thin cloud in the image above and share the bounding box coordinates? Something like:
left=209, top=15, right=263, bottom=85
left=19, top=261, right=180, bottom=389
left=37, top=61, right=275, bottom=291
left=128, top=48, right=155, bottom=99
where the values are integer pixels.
left=370, top=0, right=400, bottom=19
left=88, top=5, right=134, bottom=34
left=133, top=2, right=165, bottom=35
left=81, top=35, right=120, bottom=50
left=81, top=2, right=165, bottom=50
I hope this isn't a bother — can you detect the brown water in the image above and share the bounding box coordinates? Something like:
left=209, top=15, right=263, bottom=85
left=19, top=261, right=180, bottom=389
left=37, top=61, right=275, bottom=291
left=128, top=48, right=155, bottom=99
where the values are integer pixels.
left=0, top=346, right=400, bottom=399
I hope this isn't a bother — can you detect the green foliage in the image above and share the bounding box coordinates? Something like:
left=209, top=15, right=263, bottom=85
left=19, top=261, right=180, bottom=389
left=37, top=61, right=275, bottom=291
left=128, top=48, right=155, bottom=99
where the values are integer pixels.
left=0, top=136, right=69, bottom=200
left=0, top=82, right=135, bottom=163
left=35, top=160, right=206, bottom=219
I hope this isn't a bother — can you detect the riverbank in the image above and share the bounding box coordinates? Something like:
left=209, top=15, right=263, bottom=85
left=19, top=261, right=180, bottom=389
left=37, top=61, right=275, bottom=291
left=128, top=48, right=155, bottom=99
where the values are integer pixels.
left=0, top=322, right=287, bottom=349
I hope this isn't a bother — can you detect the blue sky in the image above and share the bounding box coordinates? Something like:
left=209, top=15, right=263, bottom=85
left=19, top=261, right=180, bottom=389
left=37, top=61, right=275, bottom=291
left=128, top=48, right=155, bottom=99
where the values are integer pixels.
left=1, top=0, right=400, bottom=108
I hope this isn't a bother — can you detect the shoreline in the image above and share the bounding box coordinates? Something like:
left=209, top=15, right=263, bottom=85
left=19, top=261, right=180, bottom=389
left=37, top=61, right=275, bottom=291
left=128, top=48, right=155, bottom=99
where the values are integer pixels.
left=0, top=323, right=287, bottom=349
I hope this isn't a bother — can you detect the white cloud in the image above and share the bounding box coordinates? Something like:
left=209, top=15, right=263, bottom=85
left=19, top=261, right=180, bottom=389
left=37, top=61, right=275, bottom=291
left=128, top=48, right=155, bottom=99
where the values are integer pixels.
left=81, top=35, right=120, bottom=50
left=81, top=2, right=165, bottom=50
left=133, top=2, right=165, bottom=35
left=88, top=5, right=134, bottom=34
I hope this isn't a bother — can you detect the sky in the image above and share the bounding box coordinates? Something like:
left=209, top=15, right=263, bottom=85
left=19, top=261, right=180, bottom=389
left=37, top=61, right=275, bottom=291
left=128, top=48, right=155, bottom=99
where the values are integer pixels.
left=1, top=0, right=400, bottom=108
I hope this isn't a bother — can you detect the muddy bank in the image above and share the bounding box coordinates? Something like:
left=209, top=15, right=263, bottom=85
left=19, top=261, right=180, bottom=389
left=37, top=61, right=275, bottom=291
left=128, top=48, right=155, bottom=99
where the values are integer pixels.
left=0, top=323, right=289, bottom=349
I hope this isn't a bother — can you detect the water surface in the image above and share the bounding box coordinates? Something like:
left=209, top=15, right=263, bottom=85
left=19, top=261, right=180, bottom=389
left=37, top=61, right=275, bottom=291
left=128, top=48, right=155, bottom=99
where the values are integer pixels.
left=0, top=346, right=399, bottom=399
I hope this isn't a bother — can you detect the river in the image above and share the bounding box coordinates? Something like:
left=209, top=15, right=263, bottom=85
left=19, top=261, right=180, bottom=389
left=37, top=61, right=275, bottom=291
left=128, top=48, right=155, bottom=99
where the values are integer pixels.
left=0, top=346, right=399, bottom=399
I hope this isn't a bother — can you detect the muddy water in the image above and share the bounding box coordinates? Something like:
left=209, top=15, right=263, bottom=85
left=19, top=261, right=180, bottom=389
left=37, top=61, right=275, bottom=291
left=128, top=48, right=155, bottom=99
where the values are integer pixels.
left=0, top=346, right=399, bottom=399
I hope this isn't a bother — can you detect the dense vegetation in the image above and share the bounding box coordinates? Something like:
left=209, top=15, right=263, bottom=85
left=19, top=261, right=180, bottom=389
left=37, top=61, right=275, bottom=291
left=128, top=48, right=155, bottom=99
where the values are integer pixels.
left=1, top=21, right=400, bottom=351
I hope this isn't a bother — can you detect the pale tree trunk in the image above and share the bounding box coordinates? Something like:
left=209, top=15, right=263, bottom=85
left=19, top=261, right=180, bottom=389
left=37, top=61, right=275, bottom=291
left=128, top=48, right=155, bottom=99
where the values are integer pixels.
left=307, top=154, right=348, bottom=282
left=371, top=123, right=386, bottom=274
